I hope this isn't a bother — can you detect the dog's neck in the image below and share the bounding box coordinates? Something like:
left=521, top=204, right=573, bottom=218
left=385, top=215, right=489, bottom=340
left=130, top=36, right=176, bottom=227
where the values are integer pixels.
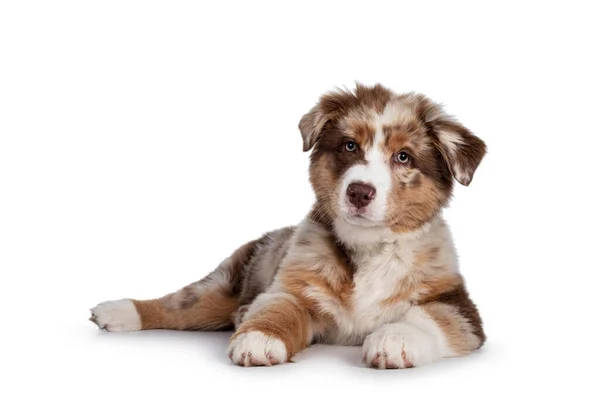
left=332, top=216, right=435, bottom=251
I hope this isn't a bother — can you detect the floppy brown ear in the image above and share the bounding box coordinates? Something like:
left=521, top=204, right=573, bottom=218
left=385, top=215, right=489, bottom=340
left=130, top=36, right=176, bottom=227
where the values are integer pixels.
left=298, top=105, right=328, bottom=152
left=433, top=118, right=486, bottom=186
left=298, top=86, right=369, bottom=152
left=417, top=98, right=486, bottom=186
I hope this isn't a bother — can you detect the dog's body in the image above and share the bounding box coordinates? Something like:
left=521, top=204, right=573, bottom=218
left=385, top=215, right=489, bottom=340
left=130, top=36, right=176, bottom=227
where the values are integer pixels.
left=90, top=83, right=486, bottom=369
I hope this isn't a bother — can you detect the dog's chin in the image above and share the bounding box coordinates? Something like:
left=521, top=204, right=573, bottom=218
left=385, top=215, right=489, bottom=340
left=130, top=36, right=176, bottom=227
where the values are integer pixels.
left=341, top=210, right=386, bottom=229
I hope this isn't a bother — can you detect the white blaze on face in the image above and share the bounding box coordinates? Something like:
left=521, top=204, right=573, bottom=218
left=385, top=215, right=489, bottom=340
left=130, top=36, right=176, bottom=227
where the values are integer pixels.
left=339, top=121, right=392, bottom=223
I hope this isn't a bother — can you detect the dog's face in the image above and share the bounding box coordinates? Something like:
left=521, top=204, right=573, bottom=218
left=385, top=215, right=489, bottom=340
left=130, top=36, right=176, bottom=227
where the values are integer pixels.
left=300, top=84, right=486, bottom=232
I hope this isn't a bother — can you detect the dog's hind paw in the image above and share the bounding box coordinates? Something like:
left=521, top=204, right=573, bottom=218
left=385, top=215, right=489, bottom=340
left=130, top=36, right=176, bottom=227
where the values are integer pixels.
left=90, top=299, right=141, bottom=332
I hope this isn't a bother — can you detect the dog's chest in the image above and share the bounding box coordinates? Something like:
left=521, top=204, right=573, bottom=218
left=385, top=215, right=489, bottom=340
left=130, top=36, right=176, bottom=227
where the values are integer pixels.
left=326, top=242, right=416, bottom=344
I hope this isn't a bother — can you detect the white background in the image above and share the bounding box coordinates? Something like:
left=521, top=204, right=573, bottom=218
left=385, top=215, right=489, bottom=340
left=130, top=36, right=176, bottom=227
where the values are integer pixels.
left=1, top=1, right=599, bottom=399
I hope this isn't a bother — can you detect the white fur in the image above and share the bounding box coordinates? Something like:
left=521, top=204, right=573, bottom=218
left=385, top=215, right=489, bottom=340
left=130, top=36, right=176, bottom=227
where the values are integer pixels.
left=334, top=217, right=431, bottom=247
left=339, top=121, right=391, bottom=223
left=438, top=130, right=464, bottom=156
left=90, top=299, right=141, bottom=332
left=228, top=331, right=287, bottom=366
left=362, top=323, right=436, bottom=368
left=402, top=306, right=456, bottom=358
left=305, top=216, right=458, bottom=346
left=379, top=99, right=415, bottom=126
left=324, top=237, right=417, bottom=344
left=362, top=306, right=454, bottom=368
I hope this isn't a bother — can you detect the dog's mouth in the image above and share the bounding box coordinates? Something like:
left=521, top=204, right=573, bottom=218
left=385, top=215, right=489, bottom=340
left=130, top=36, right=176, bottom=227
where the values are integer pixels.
left=341, top=208, right=385, bottom=228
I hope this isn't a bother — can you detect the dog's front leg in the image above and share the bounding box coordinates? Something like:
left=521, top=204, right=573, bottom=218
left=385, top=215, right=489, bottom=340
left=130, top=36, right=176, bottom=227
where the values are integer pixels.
left=362, top=314, right=445, bottom=369
left=227, top=292, right=312, bottom=366
left=362, top=302, right=484, bottom=369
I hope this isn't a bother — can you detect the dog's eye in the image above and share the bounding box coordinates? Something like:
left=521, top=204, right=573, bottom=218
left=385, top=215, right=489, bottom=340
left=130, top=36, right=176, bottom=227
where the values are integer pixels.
left=394, top=151, right=410, bottom=164
left=345, top=141, right=357, bottom=152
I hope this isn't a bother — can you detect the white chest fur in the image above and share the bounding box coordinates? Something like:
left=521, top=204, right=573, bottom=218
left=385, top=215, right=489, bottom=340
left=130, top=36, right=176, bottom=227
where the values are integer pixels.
left=326, top=241, right=418, bottom=345
left=291, top=216, right=455, bottom=345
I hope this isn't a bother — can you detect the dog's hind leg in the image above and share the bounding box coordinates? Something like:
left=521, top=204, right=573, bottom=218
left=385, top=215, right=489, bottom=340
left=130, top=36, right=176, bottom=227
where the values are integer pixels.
left=89, top=240, right=259, bottom=332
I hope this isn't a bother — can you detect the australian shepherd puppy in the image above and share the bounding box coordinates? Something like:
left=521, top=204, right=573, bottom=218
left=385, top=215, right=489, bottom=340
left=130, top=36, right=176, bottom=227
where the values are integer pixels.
left=90, top=83, right=487, bottom=369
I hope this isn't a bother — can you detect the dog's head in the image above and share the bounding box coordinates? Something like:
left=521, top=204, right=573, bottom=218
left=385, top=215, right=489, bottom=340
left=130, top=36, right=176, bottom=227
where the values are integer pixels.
left=300, top=83, right=486, bottom=233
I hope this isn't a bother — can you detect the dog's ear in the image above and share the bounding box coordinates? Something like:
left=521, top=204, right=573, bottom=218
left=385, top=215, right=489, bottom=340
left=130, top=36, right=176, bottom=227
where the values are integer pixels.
left=299, top=105, right=328, bottom=152
left=418, top=98, right=486, bottom=186
left=433, top=118, right=486, bottom=186
left=298, top=87, right=363, bottom=152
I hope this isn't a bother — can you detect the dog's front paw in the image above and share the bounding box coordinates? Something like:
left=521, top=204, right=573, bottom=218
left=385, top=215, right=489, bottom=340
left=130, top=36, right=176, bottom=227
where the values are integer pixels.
left=362, top=324, right=440, bottom=369
left=89, top=299, right=141, bottom=332
left=227, top=331, right=287, bottom=367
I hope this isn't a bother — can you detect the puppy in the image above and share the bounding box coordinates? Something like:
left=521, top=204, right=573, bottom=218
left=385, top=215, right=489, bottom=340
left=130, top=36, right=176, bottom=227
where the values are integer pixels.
left=90, top=83, right=486, bottom=369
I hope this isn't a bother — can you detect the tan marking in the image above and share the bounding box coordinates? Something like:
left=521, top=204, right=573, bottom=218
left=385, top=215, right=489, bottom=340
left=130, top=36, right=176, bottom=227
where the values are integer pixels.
left=309, top=155, right=339, bottom=222
left=422, top=302, right=482, bottom=355
left=413, top=246, right=441, bottom=266
left=231, top=296, right=312, bottom=360
left=342, top=116, right=376, bottom=149
left=133, top=288, right=239, bottom=331
left=280, top=231, right=355, bottom=315
left=380, top=270, right=461, bottom=307
left=281, top=266, right=354, bottom=314
left=386, top=175, right=446, bottom=232
left=299, top=83, right=392, bottom=152
left=381, top=130, right=414, bottom=157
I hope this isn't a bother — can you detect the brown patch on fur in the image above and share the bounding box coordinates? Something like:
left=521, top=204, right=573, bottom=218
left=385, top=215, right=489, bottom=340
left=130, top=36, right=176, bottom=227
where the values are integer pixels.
left=133, top=287, right=239, bottom=331
left=380, top=241, right=459, bottom=306
left=311, top=127, right=367, bottom=173
left=355, top=83, right=393, bottom=113
left=231, top=297, right=312, bottom=360
left=267, top=227, right=356, bottom=342
left=422, top=301, right=483, bottom=354
left=308, top=132, right=368, bottom=226
left=299, top=83, right=392, bottom=152
left=420, top=274, right=464, bottom=301
left=344, top=117, right=376, bottom=149
left=383, top=123, right=451, bottom=191
left=238, top=227, right=296, bottom=305
left=228, top=240, right=260, bottom=294
left=317, top=84, right=392, bottom=123
left=324, top=227, right=357, bottom=277
left=413, top=246, right=440, bottom=266
left=378, top=249, right=484, bottom=354
left=410, top=94, right=486, bottom=186
left=380, top=273, right=462, bottom=307
left=282, top=265, right=354, bottom=314
left=308, top=155, right=341, bottom=227
left=171, top=239, right=261, bottom=310
left=418, top=282, right=485, bottom=353
left=386, top=176, right=447, bottom=233
left=382, top=130, right=414, bottom=156
left=420, top=283, right=485, bottom=347
left=431, top=119, right=486, bottom=185
left=379, top=115, right=455, bottom=232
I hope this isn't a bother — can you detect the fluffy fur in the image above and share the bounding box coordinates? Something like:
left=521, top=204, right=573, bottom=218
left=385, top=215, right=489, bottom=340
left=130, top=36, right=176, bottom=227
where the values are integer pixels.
left=90, top=83, right=487, bottom=369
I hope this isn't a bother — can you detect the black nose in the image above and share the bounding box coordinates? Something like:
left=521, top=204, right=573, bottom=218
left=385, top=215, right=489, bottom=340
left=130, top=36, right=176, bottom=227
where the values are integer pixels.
left=346, top=182, right=376, bottom=209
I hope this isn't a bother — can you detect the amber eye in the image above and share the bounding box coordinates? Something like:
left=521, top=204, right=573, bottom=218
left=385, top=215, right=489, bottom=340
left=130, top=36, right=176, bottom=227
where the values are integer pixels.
left=394, top=151, right=410, bottom=164
left=345, top=141, right=357, bottom=152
